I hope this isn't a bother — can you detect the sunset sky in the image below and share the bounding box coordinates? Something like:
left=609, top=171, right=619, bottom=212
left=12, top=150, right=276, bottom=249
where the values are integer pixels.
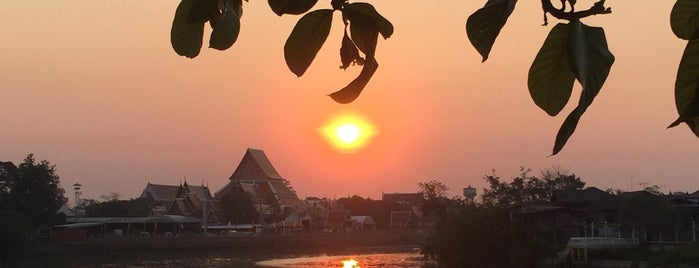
left=2, top=1, right=698, bottom=204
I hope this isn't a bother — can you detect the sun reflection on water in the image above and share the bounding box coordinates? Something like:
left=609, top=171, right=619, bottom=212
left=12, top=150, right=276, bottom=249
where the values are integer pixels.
left=341, top=259, right=360, bottom=268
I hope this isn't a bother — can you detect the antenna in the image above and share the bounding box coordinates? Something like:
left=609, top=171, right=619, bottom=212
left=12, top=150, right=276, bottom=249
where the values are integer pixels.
left=638, top=182, right=649, bottom=189
left=629, top=176, right=634, bottom=191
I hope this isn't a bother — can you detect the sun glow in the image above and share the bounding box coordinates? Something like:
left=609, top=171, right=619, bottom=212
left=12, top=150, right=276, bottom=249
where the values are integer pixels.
left=341, top=259, right=361, bottom=268
left=320, top=112, right=377, bottom=153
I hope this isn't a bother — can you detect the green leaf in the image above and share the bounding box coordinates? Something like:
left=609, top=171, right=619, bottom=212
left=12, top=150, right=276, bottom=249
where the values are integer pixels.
left=669, top=39, right=699, bottom=136
left=671, top=0, right=699, bottom=40
left=332, top=10, right=380, bottom=104
left=343, top=3, right=393, bottom=39
left=344, top=8, right=379, bottom=57
left=528, top=23, right=575, bottom=116
left=171, top=0, right=206, bottom=58
left=466, top=0, right=517, bottom=62
left=567, top=21, right=614, bottom=108
left=552, top=21, right=614, bottom=155
left=284, top=9, right=334, bottom=77
left=552, top=107, right=583, bottom=157
left=333, top=4, right=386, bottom=103
left=339, top=28, right=364, bottom=70
left=209, top=0, right=242, bottom=50
left=329, top=58, right=378, bottom=104
left=268, top=0, right=318, bottom=16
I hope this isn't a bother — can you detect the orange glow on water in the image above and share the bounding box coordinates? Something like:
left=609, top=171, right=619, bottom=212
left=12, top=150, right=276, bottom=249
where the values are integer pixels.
left=341, top=259, right=361, bottom=268
left=320, top=112, right=377, bottom=154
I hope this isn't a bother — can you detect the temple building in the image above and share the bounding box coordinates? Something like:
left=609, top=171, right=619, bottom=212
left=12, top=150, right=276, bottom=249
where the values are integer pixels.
left=215, top=148, right=309, bottom=221
left=140, top=181, right=215, bottom=218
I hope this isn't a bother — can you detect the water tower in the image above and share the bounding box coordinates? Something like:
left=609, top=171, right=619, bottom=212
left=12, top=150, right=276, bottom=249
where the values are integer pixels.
left=73, top=183, right=82, bottom=207
left=463, top=186, right=476, bottom=203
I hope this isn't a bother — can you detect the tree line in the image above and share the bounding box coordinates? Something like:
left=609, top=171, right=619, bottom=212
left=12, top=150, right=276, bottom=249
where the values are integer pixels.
left=421, top=168, right=695, bottom=267
left=0, top=154, right=67, bottom=262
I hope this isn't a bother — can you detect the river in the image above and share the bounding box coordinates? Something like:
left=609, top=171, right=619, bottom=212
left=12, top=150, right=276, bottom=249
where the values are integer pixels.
left=256, top=247, right=433, bottom=268
left=88, top=246, right=434, bottom=267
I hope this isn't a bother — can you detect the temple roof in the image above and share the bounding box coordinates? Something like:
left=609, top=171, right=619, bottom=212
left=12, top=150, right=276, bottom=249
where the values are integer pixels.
left=141, top=182, right=212, bottom=203
left=229, top=148, right=283, bottom=181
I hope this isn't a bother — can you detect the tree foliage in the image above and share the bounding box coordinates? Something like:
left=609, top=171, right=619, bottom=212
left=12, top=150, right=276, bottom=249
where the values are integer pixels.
left=219, top=186, right=259, bottom=224
left=170, top=0, right=699, bottom=154
left=0, top=210, right=30, bottom=263
left=417, top=180, right=450, bottom=218
left=84, top=198, right=154, bottom=217
left=481, top=167, right=585, bottom=207
left=423, top=168, right=583, bottom=266
left=336, top=195, right=404, bottom=229
left=422, top=201, right=555, bottom=267
left=619, top=191, right=680, bottom=234
left=0, top=154, right=67, bottom=226
left=417, top=180, right=448, bottom=200
left=423, top=203, right=510, bottom=267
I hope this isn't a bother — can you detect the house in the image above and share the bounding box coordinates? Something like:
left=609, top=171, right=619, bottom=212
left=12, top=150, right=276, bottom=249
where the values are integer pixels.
left=510, top=201, right=581, bottom=246
left=214, top=148, right=309, bottom=222
left=351, top=216, right=376, bottom=231
left=325, top=210, right=351, bottom=233
left=552, top=187, right=612, bottom=209
left=389, top=211, right=412, bottom=230
left=56, top=203, right=76, bottom=217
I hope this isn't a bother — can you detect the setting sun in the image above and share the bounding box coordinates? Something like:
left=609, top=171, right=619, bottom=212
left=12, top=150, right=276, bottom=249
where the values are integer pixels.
left=336, top=123, right=361, bottom=143
left=320, top=112, right=377, bottom=153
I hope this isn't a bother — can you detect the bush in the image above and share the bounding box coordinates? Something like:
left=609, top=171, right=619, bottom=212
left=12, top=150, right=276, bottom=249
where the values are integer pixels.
left=0, top=210, right=30, bottom=262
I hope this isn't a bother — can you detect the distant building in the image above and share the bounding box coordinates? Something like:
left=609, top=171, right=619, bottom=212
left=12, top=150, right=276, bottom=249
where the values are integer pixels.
left=325, top=210, right=351, bottom=233
left=57, top=203, right=76, bottom=217
left=215, top=148, right=309, bottom=222
left=551, top=187, right=611, bottom=209
left=382, top=192, right=425, bottom=228
left=389, top=211, right=412, bottom=230
left=140, top=181, right=215, bottom=218
left=167, top=181, right=220, bottom=224
left=141, top=182, right=212, bottom=206
left=351, top=216, right=376, bottom=231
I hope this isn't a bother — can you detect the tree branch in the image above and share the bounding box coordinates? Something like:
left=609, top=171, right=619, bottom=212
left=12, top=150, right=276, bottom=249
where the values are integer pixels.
left=542, top=0, right=611, bottom=25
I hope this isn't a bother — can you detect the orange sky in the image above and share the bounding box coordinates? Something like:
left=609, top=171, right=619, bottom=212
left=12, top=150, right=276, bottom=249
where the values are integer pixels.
left=1, top=1, right=698, bottom=203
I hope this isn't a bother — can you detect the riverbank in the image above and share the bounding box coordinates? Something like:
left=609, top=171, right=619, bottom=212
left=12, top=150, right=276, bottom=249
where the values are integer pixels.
left=11, top=233, right=421, bottom=267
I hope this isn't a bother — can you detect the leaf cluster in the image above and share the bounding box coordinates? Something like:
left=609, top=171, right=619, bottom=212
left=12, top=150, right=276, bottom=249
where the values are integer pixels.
left=171, top=0, right=392, bottom=104
left=171, top=0, right=244, bottom=58
left=169, top=0, right=699, bottom=154
left=667, top=0, right=699, bottom=136
left=281, top=0, right=392, bottom=103
left=468, top=0, right=614, bottom=155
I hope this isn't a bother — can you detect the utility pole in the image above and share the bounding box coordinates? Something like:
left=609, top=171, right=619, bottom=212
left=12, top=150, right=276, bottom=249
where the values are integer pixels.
left=203, top=199, right=207, bottom=235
